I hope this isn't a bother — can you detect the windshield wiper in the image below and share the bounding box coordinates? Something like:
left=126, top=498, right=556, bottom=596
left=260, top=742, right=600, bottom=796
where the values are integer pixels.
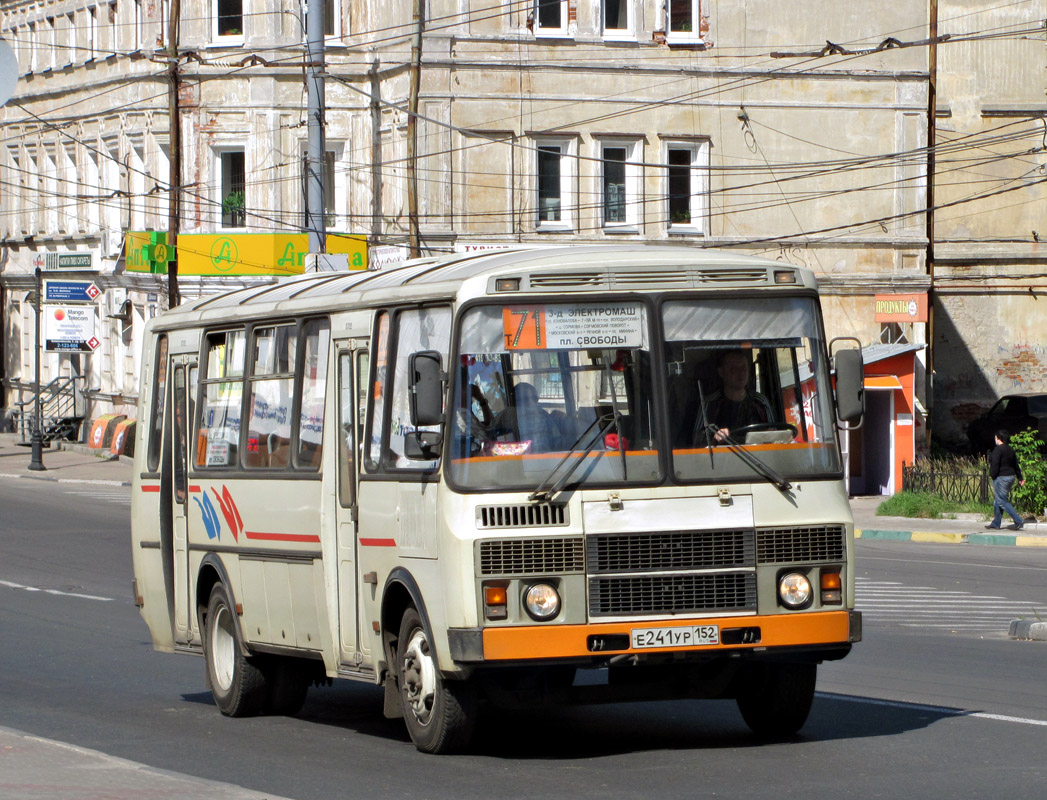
left=528, top=414, right=617, bottom=504
left=698, top=423, right=793, bottom=493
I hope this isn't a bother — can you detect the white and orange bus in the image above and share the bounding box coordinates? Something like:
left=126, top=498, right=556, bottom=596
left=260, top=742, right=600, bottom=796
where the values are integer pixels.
left=131, top=245, right=864, bottom=753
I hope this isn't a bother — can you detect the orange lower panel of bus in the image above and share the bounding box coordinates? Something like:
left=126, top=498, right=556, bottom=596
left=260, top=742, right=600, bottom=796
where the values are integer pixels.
left=481, top=610, right=857, bottom=661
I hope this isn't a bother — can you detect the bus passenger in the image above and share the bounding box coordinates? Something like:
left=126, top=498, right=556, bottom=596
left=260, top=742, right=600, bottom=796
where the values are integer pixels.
left=496, top=382, right=560, bottom=452
left=697, top=349, right=773, bottom=444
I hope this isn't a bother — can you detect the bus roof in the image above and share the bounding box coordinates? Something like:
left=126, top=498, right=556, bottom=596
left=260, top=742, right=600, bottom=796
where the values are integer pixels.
left=150, top=244, right=817, bottom=329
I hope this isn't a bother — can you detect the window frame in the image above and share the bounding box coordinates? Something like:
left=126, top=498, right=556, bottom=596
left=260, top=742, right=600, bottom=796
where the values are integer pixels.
left=663, top=138, right=710, bottom=235
left=602, top=0, right=634, bottom=40
left=533, top=0, right=570, bottom=38
left=212, top=0, right=245, bottom=43
left=666, top=0, right=704, bottom=45
left=215, top=148, right=247, bottom=229
left=533, top=137, right=576, bottom=232
left=598, top=138, right=643, bottom=231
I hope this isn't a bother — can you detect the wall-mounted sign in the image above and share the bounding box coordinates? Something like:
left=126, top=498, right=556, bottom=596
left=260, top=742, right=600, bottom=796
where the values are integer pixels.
left=125, top=231, right=368, bottom=276
left=34, top=252, right=96, bottom=271
left=44, top=280, right=101, bottom=304
left=874, top=293, right=928, bottom=323
left=44, top=305, right=99, bottom=353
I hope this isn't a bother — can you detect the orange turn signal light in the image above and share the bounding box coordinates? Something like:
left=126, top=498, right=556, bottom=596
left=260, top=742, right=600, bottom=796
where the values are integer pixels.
left=485, top=586, right=508, bottom=606
left=820, top=571, right=842, bottom=604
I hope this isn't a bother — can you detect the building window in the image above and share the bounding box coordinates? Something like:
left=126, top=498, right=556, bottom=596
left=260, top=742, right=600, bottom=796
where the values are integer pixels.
left=667, top=0, right=702, bottom=42
left=214, top=0, right=244, bottom=39
left=325, top=0, right=340, bottom=38
left=534, top=0, right=569, bottom=37
left=603, top=0, right=632, bottom=39
left=218, top=150, right=246, bottom=228
left=301, top=147, right=340, bottom=229
left=600, top=140, right=641, bottom=230
left=534, top=138, right=574, bottom=231
left=665, top=140, right=709, bottom=234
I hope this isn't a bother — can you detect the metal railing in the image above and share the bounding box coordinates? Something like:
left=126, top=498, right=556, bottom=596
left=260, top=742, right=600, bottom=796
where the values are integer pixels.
left=901, top=461, right=991, bottom=504
left=12, top=376, right=86, bottom=444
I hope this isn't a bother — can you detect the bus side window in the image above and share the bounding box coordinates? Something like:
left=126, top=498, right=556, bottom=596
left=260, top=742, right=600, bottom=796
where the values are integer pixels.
left=385, top=306, right=452, bottom=469
left=195, top=329, right=246, bottom=469
left=147, top=334, right=168, bottom=473
left=295, top=319, right=330, bottom=470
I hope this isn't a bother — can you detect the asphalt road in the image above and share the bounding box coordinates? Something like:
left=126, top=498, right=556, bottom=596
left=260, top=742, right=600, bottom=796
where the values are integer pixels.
left=1, top=477, right=1045, bottom=799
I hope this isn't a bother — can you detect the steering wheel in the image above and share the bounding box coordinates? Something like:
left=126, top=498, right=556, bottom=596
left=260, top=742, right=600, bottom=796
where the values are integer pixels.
left=729, top=422, right=799, bottom=440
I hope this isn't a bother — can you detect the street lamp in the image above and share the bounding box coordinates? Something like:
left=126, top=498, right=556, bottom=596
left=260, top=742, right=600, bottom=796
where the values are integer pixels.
left=28, top=266, right=45, bottom=471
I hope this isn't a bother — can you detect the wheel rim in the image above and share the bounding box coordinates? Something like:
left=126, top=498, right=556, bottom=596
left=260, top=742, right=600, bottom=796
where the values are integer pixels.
left=210, top=603, right=236, bottom=692
left=401, top=628, right=436, bottom=727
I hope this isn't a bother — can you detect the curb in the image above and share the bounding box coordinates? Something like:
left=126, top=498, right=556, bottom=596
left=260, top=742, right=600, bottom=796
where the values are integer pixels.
left=1008, top=619, right=1047, bottom=641
left=856, top=528, right=1047, bottom=548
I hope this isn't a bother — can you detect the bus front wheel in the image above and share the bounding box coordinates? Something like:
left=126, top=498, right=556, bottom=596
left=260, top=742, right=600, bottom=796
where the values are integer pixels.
left=396, top=606, right=476, bottom=754
left=736, top=662, right=816, bottom=739
left=203, top=583, right=267, bottom=717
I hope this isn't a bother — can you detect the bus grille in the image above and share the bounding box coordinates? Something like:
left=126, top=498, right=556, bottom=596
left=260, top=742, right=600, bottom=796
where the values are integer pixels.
left=589, top=572, right=757, bottom=617
left=586, top=529, right=754, bottom=573
left=478, top=537, right=585, bottom=576
left=476, top=503, right=569, bottom=529
left=756, top=525, right=845, bottom=564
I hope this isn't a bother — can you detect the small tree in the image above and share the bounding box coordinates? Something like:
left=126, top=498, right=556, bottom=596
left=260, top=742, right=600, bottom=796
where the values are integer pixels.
left=1009, top=429, right=1047, bottom=517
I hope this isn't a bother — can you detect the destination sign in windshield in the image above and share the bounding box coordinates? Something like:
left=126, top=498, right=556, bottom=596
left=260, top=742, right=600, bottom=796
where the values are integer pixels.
left=502, top=303, right=645, bottom=350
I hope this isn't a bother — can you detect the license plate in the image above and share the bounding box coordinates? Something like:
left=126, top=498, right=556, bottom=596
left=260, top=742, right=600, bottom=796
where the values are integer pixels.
left=630, top=624, right=720, bottom=650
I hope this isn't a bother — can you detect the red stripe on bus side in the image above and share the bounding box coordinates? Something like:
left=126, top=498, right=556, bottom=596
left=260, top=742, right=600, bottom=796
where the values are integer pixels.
left=140, top=485, right=161, bottom=493
left=244, top=531, right=321, bottom=544
left=360, top=538, right=397, bottom=547
left=189, top=485, right=201, bottom=493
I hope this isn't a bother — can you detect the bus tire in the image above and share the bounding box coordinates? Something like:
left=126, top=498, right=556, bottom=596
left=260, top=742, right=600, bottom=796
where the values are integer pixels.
left=736, top=662, right=816, bottom=739
left=396, top=606, right=476, bottom=754
left=264, top=658, right=310, bottom=716
left=203, top=583, right=267, bottom=717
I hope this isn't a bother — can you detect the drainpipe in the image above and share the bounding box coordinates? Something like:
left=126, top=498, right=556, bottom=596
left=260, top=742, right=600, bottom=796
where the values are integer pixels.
left=925, top=0, right=937, bottom=448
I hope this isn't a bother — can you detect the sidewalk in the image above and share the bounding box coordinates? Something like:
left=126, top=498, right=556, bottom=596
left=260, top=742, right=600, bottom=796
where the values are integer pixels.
left=0, top=725, right=294, bottom=800
left=0, top=432, right=133, bottom=485
left=849, top=495, right=1047, bottom=548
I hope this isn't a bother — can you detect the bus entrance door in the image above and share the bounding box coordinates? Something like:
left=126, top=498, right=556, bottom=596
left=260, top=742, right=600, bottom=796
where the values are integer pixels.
left=334, top=345, right=366, bottom=668
left=168, top=357, right=196, bottom=645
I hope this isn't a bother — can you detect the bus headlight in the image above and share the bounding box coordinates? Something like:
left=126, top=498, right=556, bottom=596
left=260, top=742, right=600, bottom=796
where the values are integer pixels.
left=778, top=572, right=812, bottom=609
left=524, top=583, right=561, bottom=621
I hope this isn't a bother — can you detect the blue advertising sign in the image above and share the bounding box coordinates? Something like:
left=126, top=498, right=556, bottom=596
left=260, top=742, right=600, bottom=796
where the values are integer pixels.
left=44, top=280, right=101, bottom=304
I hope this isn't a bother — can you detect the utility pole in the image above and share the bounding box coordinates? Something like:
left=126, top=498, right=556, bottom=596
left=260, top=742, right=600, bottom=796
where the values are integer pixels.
left=407, top=0, right=425, bottom=258
left=305, top=0, right=327, bottom=254
left=925, top=0, right=938, bottom=447
left=167, top=0, right=181, bottom=308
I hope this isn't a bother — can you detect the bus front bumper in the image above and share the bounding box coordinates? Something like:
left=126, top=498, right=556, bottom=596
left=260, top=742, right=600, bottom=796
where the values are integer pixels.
left=448, top=609, right=861, bottom=664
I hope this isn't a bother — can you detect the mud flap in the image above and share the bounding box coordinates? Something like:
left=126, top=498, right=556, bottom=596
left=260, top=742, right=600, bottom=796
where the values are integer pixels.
left=383, top=673, right=404, bottom=719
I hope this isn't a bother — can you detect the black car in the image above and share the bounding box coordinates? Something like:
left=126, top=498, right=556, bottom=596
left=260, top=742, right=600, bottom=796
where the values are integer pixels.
left=966, top=393, right=1047, bottom=452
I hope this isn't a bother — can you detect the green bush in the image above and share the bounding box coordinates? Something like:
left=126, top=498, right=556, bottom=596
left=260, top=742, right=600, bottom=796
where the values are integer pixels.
left=1009, top=429, right=1047, bottom=516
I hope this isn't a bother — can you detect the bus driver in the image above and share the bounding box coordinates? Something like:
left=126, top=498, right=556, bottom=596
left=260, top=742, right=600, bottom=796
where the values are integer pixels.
left=697, top=349, right=773, bottom=444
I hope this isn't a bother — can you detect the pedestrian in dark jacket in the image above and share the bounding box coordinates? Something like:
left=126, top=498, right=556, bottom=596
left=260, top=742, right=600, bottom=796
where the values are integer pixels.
left=986, top=429, right=1025, bottom=530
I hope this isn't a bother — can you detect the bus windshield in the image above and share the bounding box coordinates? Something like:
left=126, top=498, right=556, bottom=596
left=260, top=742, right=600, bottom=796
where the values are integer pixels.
left=448, top=296, right=840, bottom=491
left=665, top=296, right=841, bottom=482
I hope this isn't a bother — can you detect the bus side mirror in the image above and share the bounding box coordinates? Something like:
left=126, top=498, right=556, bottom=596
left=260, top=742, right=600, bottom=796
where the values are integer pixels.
left=832, top=342, right=864, bottom=425
left=409, top=350, right=444, bottom=427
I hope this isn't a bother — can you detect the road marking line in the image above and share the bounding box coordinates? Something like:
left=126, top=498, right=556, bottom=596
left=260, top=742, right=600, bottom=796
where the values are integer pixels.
left=0, top=579, right=113, bottom=602
left=818, top=693, right=1047, bottom=727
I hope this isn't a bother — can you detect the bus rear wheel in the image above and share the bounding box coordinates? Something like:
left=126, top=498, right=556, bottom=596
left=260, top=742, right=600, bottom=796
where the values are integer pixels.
left=203, top=583, right=267, bottom=717
left=736, top=662, right=816, bottom=739
left=396, top=606, right=476, bottom=754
